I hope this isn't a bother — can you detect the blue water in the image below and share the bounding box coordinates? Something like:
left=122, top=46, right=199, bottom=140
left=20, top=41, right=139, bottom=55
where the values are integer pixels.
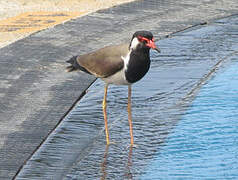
left=142, top=60, right=238, bottom=179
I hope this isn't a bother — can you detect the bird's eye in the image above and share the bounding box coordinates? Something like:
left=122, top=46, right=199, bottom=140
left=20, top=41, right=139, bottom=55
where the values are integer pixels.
left=138, top=36, right=150, bottom=43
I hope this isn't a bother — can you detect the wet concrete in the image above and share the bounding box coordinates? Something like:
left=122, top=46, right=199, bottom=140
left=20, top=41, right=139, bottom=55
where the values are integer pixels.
left=16, top=13, right=238, bottom=179
left=0, top=0, right=238, bottom=179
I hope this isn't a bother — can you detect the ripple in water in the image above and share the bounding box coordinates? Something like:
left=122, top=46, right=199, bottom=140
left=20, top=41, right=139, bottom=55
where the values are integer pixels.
left=141, top=59, right=238, bottom=179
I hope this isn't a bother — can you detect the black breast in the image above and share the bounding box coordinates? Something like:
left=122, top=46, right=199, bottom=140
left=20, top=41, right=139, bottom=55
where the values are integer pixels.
left=125, top=50, right=151, bottom=84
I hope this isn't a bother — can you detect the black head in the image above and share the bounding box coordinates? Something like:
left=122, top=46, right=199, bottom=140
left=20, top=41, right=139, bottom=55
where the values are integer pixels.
left=129, top=31, right=160, bottom=53
left=133, top=31, right=154, bottom=41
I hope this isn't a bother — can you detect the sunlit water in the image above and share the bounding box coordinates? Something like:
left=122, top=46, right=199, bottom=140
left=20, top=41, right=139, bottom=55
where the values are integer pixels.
left=16, top=15, right=238, bottom=179
left=141, top=59, right=238, bottom=179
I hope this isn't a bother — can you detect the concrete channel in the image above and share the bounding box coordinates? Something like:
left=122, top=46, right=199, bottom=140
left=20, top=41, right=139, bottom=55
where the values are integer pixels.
left=16, top=14, right=238, bottom=179
left=0, top=0, right=237, bottom=179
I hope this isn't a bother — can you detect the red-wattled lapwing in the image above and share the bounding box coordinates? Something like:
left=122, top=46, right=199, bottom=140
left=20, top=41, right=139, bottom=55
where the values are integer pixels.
left=66, top=31, right=160, bottom=145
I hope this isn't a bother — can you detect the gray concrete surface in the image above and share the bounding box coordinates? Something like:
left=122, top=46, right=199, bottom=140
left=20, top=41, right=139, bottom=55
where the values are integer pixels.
left=0, top=0, right=237, bottom=179
left=16, top=14, right=238, bottom=179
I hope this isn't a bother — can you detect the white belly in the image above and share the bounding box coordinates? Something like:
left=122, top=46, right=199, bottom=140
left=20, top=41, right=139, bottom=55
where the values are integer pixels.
left=101, top=69, right=130, bottom=85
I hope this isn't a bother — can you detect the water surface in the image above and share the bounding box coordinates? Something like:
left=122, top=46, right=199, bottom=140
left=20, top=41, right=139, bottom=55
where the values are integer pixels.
left=142, top=58, right=238, bottom=179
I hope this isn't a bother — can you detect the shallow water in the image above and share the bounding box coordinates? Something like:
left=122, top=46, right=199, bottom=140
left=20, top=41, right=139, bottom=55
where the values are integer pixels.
left=141, top=59, right=238, bottom=179
left=16, top=15, right=238, bottom=179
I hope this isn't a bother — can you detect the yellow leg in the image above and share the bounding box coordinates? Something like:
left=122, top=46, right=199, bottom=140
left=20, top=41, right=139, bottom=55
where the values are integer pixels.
left=103, top=84, right=110, bottom=145
left=128, top=85, right=134, bottom=145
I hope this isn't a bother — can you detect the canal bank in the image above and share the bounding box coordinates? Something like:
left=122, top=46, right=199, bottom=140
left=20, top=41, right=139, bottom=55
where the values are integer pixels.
left=0, top=0, right=237, bottom=179
left=16, top=14, right=238, bottom=179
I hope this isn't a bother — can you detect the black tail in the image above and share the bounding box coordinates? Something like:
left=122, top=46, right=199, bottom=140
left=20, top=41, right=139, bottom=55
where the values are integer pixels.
left=66, top=56, right=79, bottom=72
left=66, top=56, right=91, bottom=74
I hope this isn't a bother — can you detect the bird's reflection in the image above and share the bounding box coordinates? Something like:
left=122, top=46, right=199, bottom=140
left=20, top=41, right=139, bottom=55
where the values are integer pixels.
left=100, top=145, right=134, bottom=180
left=125, top=146, right=133, bottom=179
left=100, top=145, right=109, bottom=180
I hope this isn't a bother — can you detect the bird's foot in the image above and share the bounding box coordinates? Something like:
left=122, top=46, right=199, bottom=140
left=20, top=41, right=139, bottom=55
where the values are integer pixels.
left=127, top=143, right=138, bottom=149
left=106, top=140, right=117, bottom=146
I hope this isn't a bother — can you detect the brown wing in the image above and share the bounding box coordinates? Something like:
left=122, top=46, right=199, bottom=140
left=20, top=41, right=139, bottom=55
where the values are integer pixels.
left=76, top=43, right=129, bottom=78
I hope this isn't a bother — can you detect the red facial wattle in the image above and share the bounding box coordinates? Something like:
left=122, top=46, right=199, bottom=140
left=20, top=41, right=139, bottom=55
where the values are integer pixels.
left=138, top=36, right=160, bottom=53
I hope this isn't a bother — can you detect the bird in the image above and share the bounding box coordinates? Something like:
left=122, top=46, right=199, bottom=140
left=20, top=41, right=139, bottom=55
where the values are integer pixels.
left=66, top=31, right=160, bottom=146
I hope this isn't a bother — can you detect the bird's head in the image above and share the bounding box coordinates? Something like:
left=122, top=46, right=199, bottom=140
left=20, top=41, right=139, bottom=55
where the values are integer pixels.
left=129, top=31, right=160, bottom=53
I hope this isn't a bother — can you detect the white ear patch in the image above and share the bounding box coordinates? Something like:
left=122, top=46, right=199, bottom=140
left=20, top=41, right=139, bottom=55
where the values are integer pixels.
left=121, top=50, right=131, bottom=70
left=130, top=37, right=140, bottom=50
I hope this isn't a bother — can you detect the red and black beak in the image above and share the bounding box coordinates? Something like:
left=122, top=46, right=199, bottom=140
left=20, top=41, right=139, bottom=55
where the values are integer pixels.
left=146, top=38, right=160, bottom=53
